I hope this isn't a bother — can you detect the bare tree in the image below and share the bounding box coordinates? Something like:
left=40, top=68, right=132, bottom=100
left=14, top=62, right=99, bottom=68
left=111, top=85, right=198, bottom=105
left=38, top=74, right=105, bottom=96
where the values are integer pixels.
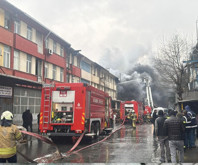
left=154, top=34, right=190, bottom=101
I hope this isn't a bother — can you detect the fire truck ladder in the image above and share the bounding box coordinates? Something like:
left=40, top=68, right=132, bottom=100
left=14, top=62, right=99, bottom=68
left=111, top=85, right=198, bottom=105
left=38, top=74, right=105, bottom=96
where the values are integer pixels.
left=42, top=85, right=53, bottom=129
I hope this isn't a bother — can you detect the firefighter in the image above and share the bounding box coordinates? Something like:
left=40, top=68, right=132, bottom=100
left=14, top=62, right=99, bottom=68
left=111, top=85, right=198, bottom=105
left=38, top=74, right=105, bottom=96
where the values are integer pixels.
left=0, top=111, right=22, bottom=163
left=146, top=111, right=151, bottom=123
left=131, top=110, right=137, bottom=128
left=126, top=111, right=132, bottom=125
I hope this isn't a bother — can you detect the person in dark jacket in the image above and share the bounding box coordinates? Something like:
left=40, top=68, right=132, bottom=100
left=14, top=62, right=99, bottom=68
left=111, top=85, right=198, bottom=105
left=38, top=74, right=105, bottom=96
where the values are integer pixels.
left=152, top=110, right=158, bottom=136
left=164, top=110, right=185, bottom=163
left=183, top=110, right=192, bottom=149
left=22, top=109, right=33, bottom=132
left=184, top=105, right=197, bottom=148
left=155, top=110, right=171, bottom=163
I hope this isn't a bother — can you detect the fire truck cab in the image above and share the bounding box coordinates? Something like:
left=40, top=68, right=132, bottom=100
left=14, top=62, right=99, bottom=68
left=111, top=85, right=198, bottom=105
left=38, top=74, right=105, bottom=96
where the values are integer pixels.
left=120, top=100, right=144, bottom=123
left=39, top=83, right=112, bottom=139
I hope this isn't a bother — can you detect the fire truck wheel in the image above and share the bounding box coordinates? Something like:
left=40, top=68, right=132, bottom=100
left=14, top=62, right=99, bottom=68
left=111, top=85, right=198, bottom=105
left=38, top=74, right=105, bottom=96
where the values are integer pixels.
left=91, top=123, right=95, bottom=139
left=95, top=123, right=100, bottom=138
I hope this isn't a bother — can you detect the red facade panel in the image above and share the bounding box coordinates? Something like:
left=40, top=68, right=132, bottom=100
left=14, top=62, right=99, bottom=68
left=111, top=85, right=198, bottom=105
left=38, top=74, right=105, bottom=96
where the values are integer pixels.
left=72, top=65, right=81, bottom=77
left=14, top=34, right=38, bottom=56
left=0, top=67, right=13, bottom=75
left=45, top=78, right=61, bottom=84
left=13, top=70, right=38, bottom=81
left=46, top=55, right=65, bottom=68
left=37, top=52, right=45, bottom=60
left=0, top=27, right=13, bottom=46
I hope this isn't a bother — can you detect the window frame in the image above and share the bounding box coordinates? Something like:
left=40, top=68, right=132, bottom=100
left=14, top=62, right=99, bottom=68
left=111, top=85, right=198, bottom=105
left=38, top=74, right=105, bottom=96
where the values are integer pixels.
left=3, top=45, right=10, bottom=68
left=60, top=46, right=64, bottom=57
left=52, top=64, right=56, bottom=80
left=53, top=41, right=57, bottom=53
left=14, top=20, right=20, bottom=34
left=44, top=63, right=48, bottom=78
left=60, top=68, right=63, bottom=82
left=26, top=54, right=32, bottom=73
left=14, top=50, right=20, bottom=70
left=27, top=26, right=33, bottom=41
left=45, top=39, right=49, bottom=48
left=4, top=12, right=10, bottom=29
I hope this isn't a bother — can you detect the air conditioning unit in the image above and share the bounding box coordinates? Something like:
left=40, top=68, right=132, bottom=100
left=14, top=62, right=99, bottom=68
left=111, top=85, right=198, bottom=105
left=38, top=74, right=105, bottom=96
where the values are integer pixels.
left=48, top=49, right=53, bottom=55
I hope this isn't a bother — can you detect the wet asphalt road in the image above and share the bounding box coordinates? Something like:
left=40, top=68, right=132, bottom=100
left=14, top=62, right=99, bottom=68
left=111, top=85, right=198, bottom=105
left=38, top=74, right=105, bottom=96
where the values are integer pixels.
left=55, top=124, right=160, bottom=163
left=18, top=123, right=162, bottom=163
left=17, top=123, right=198, bottom=163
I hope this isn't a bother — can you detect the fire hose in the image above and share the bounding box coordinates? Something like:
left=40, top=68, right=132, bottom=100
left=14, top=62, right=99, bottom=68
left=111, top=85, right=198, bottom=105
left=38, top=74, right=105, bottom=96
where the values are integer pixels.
left=17, top=130, right=62, bottom=163
left=18, top=119, right=125, bottom=163
left=66, top=118, right=126, bottom=156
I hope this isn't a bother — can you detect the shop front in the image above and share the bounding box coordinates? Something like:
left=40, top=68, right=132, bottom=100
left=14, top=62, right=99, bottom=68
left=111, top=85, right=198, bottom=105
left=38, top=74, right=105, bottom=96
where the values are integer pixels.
left=0, top=74, right=42, bottom=124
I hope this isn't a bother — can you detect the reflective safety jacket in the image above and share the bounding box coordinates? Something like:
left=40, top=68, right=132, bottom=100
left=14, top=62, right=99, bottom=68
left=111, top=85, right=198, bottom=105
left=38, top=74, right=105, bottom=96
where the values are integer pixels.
left=0, top=124, right=22, bottom=158
left=131, top=113, right=137, bottom=121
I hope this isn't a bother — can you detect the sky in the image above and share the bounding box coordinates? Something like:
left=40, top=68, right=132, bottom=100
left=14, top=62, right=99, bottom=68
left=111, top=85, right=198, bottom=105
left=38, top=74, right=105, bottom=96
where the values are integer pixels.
left=6, top=0, right=198, bottom=73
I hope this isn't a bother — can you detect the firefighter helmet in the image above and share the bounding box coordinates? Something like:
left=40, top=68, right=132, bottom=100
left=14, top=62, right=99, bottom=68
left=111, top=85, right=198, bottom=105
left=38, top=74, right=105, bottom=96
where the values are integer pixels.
left=1, top=111, right=13, bottom=120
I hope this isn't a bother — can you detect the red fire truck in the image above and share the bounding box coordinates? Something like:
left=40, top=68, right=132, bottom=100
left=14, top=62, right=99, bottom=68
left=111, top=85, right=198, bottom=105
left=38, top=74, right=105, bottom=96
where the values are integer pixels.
left=39, top=83, right=113, bottom=139
left=120, top=100, right=144, bottom=123
left=144, top=105, right=151, bottom=115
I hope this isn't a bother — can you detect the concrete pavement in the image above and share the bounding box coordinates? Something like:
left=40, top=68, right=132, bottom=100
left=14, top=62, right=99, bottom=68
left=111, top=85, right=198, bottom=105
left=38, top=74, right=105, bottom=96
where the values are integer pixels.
left=184, top=139, right=198, bottom=163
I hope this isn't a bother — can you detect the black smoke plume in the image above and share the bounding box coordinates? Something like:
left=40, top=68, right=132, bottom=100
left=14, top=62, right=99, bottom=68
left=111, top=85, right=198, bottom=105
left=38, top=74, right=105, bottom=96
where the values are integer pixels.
left=117, top=64, right=173, bottom=107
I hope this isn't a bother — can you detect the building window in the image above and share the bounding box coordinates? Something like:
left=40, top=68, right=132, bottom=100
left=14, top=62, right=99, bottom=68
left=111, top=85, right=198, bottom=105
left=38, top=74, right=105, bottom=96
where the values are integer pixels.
left=72, top=55, right=74, bottom=65
left=77, top=58, right=80, bottom=67
left=81, top=78, right=90, bottom=84
left=53, top=41, right=57, bottom=53
left=3, top=46, right=10, bottom=68
left=36, top=31, right=43, bottom=53
left=27, top=26, right=32, bottom=41
left=4, top=12, right=10, bottom=29
left=60, top=68, right=63, bottom=82
left=60, top=46, right=64, bottom=57
left=66, top=74, right=70, bottom=83
left=14, top=21, right=20, bottom=34
left=44, top=63, right=48, bottom=78
left=26, top=55, right=32, bottom=73
left=14, top=50, right=20, bottom=70
left=66, top=55, right=70, bottom=68
left=53, top=65, right=56, bottom=80
left=80, top=61, right=91, bottom=73
left=45, top=39, right=49, bottom=48
left=36, top=59, right=42, bottom=76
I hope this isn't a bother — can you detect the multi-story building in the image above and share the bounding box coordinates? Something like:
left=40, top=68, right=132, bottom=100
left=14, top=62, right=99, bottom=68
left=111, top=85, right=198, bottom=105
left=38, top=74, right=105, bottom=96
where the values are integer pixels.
left=66, top=48, right=81, bottom=83
left=0, top=0, right=118, bottom=124
left=178, top=46, right=198, bottom=113
left=66, top=50, right=118, bottom=100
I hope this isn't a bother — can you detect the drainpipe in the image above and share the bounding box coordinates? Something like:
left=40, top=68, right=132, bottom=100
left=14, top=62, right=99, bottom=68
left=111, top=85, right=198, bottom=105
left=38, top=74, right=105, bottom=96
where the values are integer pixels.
left=43, top=31, right=51, bottom=84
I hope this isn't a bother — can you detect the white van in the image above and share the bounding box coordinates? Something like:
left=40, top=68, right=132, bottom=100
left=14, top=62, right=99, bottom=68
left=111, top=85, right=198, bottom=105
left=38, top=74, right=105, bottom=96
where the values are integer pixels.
left=151, top=107, right=168, bottom=117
